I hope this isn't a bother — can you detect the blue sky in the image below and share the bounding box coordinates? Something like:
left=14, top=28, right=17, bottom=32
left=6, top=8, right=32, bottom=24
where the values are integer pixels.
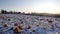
left=0, top=0, right=60, bottom=14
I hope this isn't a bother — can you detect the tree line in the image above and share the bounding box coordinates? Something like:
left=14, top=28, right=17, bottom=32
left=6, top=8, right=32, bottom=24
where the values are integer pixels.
left=0, top=9, right=60, bottom=18
left=0, top=10, right=21, bottom=14
left=0, top=10, right=39, bottom=14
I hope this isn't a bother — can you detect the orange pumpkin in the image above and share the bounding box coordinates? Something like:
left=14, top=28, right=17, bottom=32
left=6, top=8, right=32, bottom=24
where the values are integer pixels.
left=17, top=25, right=22, bottom=30
left=14, top=22, right=18, bottom=26
left=4, top=23, right=8, bottom=27
left=13, top=27, right=20, bottom=33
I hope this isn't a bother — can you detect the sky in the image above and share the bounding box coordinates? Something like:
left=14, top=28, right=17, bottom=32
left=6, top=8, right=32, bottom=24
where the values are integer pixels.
left=0, top=0, right=60, bottom=14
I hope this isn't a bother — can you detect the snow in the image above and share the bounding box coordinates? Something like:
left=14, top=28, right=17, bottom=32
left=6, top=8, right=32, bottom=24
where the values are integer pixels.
left=0, top=14, right=60, bottom=34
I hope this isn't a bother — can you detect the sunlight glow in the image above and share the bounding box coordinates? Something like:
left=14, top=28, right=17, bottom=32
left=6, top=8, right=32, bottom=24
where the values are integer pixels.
left=30, top=2, right=58, bottom=14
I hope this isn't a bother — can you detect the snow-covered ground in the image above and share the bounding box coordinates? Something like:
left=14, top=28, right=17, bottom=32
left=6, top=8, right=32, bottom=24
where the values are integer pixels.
left=0, top=14, right=60, bottom=34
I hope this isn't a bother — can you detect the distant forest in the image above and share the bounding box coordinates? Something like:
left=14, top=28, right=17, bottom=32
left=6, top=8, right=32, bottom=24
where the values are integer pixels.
left=0, top=10, right=21, bottom=14
left=0, top=9, right=38, bottom=14
left=0, top=9, right=42, bottom=15
left=0, top=9, right=60, bottom=18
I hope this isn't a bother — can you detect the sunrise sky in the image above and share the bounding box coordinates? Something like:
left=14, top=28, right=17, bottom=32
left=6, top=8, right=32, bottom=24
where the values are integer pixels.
left=0, top=0, right=60, bottom=14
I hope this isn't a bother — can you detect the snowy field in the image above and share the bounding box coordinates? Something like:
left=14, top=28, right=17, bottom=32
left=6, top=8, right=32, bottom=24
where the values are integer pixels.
left=0, top=14, right=60, bottom=34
